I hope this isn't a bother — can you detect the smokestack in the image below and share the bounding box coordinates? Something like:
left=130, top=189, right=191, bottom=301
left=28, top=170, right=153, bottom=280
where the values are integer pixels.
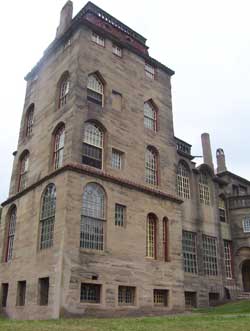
left=56, top=1, right=73, bottom=38
left=201, top=133, right=214, bottom=170
left=216, top=148, right=227, bottom=173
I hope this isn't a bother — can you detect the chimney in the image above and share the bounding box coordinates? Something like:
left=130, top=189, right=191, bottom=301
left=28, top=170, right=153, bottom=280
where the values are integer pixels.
left=201, top=133, right=214, bottom=170
left=56, top=1, right=73, bottom=38
left=216, top=148, right=227, bottom=173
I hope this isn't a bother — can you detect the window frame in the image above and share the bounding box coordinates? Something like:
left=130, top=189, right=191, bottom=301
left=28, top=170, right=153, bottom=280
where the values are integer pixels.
left=25, top=104, right=34, bottom=138
left=111, top=149, right=123, bottom=170
left=91, top=31, right=105, bottom=47
left=115, top=204, right=126, bottom=227
left=80, top=283, right=101, bottom=304
left=144, top=101, right=157, bottom=131
left=145, top=62, right=155, bottom=79
left=202, top=235, right=218, bottom=276
left=5, top=206, right=17, bottom=263
left=243, top=218, right=250, bottom=233
left=223, top=240, right=233, bottom=279
left=145, top=147, right=158, bottom=185
left=146, top=214, right=157, bottom=259
left=58, top=75, right=70, bottom=109
left=218, top=197, right=227, bottom=222
left=182, top=230, right=198, bottom=274
left=199, top=172, right=210, bottom=205
left=112, top=44, right=122, bottom=57
left=53, top=125, right=65, bottom=170
left=177, top=162, right=191, bottom=199
left=18, top=151, right=29, bottom=192
left=87, top=74, right=104, bottom=107
left=118, top=286, right=136, bottom=306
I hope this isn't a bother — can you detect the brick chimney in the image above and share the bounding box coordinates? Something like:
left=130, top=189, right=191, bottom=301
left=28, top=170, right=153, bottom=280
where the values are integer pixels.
left=56, top=1, right=73, bottom=38
left=216, top=148, right=227, bottom=173
left=201, top=133, right=214, bottom=170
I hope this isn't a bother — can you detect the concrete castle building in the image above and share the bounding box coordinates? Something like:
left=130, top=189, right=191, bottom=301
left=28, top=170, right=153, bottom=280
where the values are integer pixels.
left=1, top=1, right=250, bottom=320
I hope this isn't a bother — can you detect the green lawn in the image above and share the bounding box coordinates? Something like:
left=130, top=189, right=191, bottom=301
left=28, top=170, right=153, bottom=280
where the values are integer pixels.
left=1, top=301, right=250, bottom=331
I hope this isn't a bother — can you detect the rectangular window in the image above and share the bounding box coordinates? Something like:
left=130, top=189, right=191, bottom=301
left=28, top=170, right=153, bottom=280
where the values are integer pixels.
left=111, top=149, right=123, bottom=169
left=1, top=283, right=8, bottom=307
left=115, top=204, right=126, bottom=227
left=203, top=235, right=218, bottom=276
left=224, top=240, right=233, bottom=279
left=80, top=283, right=101, bottom=303
left=199, top=183, right=210, bottom=205
left=91, top=32, right=105, bottom=47
left=182, top=231, right=198, bottom=274
left=80, top=216, right=104, bottom=250
left=16, top=281, right=26, bottom=306
left=243, top=218, right=250, bottom=233
left=153, top=289, right=168, bottom=306
left=38, top=277, right=49, bottom=306
left=112, top=90, right=122, bottom=111
left=145, top=63, right=155, bottom=79
left=118, top=286, right=135, bottom=305
left=209, top=292, right=219, bottom=306
left=239, top=185, right=247, bottom=195
left=82, top=143, right=102, bottom=169
left=185, top=291, right=197, bottom=308
left=112, top=44, right=122, bottom=57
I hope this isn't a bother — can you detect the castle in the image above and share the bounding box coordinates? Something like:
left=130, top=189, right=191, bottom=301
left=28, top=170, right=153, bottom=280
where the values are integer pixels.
left=1, top=1, right=250, bottom=320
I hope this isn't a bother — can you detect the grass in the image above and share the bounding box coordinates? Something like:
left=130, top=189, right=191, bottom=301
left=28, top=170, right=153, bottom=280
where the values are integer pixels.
left=1, top=301, right=250, bottom=331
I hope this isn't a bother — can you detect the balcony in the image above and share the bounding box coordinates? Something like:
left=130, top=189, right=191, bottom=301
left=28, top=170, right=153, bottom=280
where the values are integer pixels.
left=228, top=195, right=250, bottom=210
left=174, top=137, right=193, bottom=159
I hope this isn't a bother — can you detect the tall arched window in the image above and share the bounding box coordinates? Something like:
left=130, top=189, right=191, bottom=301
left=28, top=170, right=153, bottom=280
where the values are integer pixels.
left=25, top=104, right=34, bottom=137
left=53, top=125, right=65, bottom=169
left=145, top=147, right=158, bottom=185
left=80, top=183, right=105, bottom=250
left=176, top=162, right=190, bottom=199
left=5, top=206, right=17, bottom=262
left=163, top=217, right=169, bottom=262
left=82, top=122, right=103, bottom=169
left=58, top=74, right=70, bottom=109
left=146, top=213, right=157, bottom=259
left=144, top=101, right=157, bottom=131
left=87, top=74, right=104, bottom=106
left=18, top=151, right=29, bottom=192
left=218, top=196, right=226, bottom=222
left=39, top=184, right=56, bottom=250
left=199, top=172, right=210, bottom=205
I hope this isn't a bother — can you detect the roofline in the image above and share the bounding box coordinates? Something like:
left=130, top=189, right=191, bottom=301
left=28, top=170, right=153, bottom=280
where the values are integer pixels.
left=217, top=170, right=250, bottom=185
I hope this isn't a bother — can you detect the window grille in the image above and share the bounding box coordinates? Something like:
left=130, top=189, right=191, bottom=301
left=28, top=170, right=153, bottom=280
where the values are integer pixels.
left=146, top=214, right=156, bottom=258
left=199, top=172, right=210, bottom=205
left=243, top=218, right=250, bottom=232
left=145, top=147, right=157, bottom=185
left=145, top=63, right=155, bottom=79
left=18, top=152, right=29, bottom=192
left=224, top=240, right=233, bottom=279
left=91, top=32, right=105, bottom=46
left=202, top=235, right=218, bottom=276
left=115, top=204, right=126, bottom=226
left=118, top=286, right=135, bottom=305
left=80, top=183, right=105, bottom=250
left=87, top=74, right=104, bottom=106
left=54, top=126, right=65, bottom=169
left=144, top=102, right=156, bottom=131
left=81, top=283, right=101, bottom=303
left=82, top=123, right=103, bottom=169
left=154, top=289, right=168, bottom=306
left=177, top=162, right=190, bottom=199
left=218, top=197, right=226, bottom=222
left=112, top=44, right=122, bottom=57
left=112, top=149, right=123, bottom=169
left=182, top=231, right=197, bottom=274
left=5, top=207, right=17, bottom=262
left=185, top=292, right=197, bottom=308
left=58, top=76, right=69, bottom=108
left=40, top=184, right=56, bottom=250
left=25, top=105, right=34, bottom=137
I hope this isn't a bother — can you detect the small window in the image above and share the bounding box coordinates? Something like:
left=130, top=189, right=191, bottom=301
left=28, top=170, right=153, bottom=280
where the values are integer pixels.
left=144, top=101, right=157, bottom=131
left=91, top=31, right=105, bottom=47
left=16, top=281, right=26, bottom=306
left=243, top=218, right=250, bottom=233
left=18, top=151, right=29, bottom=192
left=118, top=286, right=135, bottom=305
left=38, top=277, right=49, bottom=306
left=185, top=292, right=197, bottom=308
left=145, top=147, right=158, bottom=185
left=145, top=63, right=155, bottom=79
left=112, top=91, right=122, bottom=111
left=209, top=292, right=219, bottom=306
left=82, top=123, right=103, bottom=169
left=111, top=149, right=123, bottom=169
left=218, top=197, right=226, bottom=222
left=112, top=44, right=122, bottom=57
left=58, top=76, right=70, bottom=109
left=25, top=104, right=34, bottom=137
left=80, top=283, right=101, bottom=303
left=87, top=74, right=104, bottom=106
left=115, top=204, right=126, bottom=227
left=53, top=125, right=65, bottom=169
left=1, top=283, right=8, bottom=307
left=153, top=289, right=168, bottom=306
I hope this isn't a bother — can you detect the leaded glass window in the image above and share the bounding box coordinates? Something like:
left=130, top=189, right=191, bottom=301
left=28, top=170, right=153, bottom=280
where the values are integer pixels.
left=54, top=126, right=65, bottom=169
left=58, top=76, right=69, bottom=108
left=80, top=183, right=105, bottom=250
left=199, top=172, right=210, bottom=205
left=82, top=123, right=103, bottom=169
left=118, top=286, right=135, bottom=305
left=177, top=162, right=190, bottom=199
left=40, top=184, right=56, bottom=250
left=145, top=147, right=158, bottom=185
left=146, top=214, right=157, bottom=258
left=144, top=102, right=156, bottom=131
left=182, top=231, right=197, bottom=274
left=5, top=206, right=17, bottom=262
left=203, top=235, right=218, bottom=276
left=224, top=240, right=233, bottom=279
left=87, top=74, right=104, bottom=106
left=18, top=151, right=29, bottom=192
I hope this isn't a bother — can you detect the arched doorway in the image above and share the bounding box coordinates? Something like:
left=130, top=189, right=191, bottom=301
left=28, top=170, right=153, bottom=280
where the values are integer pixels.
left=242, top=260, right=250, bottom=292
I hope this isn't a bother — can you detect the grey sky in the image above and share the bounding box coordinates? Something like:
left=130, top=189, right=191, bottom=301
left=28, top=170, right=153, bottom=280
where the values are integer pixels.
left=1, top=0, right=250, bottom=203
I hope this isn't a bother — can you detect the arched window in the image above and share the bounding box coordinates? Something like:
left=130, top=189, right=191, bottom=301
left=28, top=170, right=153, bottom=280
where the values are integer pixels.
left=82, top=122, right=103, bottom=169
left=144, top=101, right=157, bottom=131
left=5, top=206, right=17, bottom=262
left=53, top=125, right=65, bottom=169
left=219, top=196, right=226, bottom=222
left=146, top=213, right=157, bottom=258
left=18, top=151, right=29, bottom=192
left=163, top=217, right=169, bottom=262
left=58, top=74, right=69, bottom=109
left=199, top=172, right=210, bottom=205
left=80, top=183, right=105, bottom=250
left=145, top=147, right=158, bottom=185
left=39, top=184, right=56, bottom=249
left=176, top=162, right=190, bottom=199
left=25, top=104, right=34, bottom=137
left=87, top=74, right=104, bottom=106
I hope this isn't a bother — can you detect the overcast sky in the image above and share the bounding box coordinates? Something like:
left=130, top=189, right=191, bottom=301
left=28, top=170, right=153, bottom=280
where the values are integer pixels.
left=1, top=0, right=250, bottom=203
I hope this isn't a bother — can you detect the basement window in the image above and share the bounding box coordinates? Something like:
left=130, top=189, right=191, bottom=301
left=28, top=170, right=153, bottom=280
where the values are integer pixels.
left=153, top=289, right=168, bottom=306
left=80, top=283, right=101, bottom=303
left=118, top=286, right=135, bottom=305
